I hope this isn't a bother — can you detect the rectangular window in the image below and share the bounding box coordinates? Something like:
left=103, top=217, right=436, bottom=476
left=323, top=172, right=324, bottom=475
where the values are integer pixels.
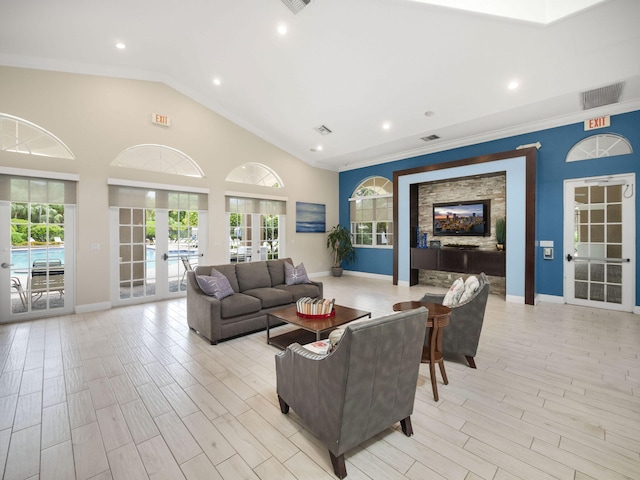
left=349, top=195, right=393, bottom=247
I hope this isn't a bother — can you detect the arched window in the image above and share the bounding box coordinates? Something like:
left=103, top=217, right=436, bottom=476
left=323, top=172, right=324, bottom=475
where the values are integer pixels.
left=0, top=113, right=75, bottom=159
left=111, top=144, right=204, bottom=178
left=566, top=134, right=632, bottom=162
left=350, top=176, right=393, bottom=247
left=225, top=162, right=283, bottom=188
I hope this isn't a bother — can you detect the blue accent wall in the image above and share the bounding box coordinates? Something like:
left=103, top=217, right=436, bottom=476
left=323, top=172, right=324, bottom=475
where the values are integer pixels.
left=339, top=109, right=640, bottom=302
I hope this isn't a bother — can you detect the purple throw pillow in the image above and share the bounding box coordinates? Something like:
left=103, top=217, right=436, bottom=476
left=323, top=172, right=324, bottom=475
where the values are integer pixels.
left=284, top=262, right=310, bottom=285
left=196, top=269, right=235, bottom=300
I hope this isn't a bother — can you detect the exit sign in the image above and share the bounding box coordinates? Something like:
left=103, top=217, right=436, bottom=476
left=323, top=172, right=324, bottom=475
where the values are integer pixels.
left=151, top=113, right=171, bottom=126
left=584, top=115, right=610, bottom=131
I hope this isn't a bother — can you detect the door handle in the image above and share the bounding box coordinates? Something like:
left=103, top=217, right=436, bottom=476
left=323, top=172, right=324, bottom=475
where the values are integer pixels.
left=162, top=253, right=169, bottom=261
left=1, top=262, right=13, bottom=268
left=566, top=254, right=573, bottom=262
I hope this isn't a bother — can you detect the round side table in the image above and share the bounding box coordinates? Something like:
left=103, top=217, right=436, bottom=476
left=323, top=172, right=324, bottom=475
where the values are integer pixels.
left=393, top=301, right=451, bottom=402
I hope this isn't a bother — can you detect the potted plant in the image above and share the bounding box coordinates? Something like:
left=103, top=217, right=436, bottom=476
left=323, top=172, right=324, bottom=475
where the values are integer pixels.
left=326, top=224, right=356, bottom=277
left=495, top=216, right=506, bottom=251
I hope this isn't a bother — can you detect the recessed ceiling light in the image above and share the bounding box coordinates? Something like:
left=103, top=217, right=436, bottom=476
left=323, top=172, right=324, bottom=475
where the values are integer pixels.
left=508, top=80, right=520, bottom=90
left=316, top=145, right=323, bottom=151
left=212, top=77, right=222, bottom=86
left=277, top=24, right=288, bottom=36
left=382, top=122, right=391, bottom=130
left=115, top=42, right=126, bottom=50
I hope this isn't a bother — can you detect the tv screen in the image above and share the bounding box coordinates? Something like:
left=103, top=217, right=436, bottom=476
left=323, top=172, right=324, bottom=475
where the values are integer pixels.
left=433, top=200, right=490, bottom=236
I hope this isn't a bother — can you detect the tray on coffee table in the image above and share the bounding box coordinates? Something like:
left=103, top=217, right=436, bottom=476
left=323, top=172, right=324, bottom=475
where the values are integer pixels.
left=266, top=304, right=371, bottom=350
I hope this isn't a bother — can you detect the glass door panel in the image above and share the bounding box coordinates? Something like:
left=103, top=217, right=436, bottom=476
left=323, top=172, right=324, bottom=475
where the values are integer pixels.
left=168, top=209, right=199, bottom=293
left=118, top=207, right=156, bottom=300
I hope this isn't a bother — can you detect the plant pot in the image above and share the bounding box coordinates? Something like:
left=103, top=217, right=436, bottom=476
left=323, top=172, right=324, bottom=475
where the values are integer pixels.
left=331, top=267, right=344, bottom=277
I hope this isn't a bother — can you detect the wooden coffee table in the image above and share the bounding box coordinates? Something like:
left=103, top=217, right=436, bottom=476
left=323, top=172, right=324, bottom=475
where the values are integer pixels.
left=266, top=304, right=371, bottom=350
left=392, top=301, right=451, bottom=401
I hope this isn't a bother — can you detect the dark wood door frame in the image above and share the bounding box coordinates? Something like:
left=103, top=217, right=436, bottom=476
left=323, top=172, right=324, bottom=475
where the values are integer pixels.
left=392, top=148, right=536, bottom=305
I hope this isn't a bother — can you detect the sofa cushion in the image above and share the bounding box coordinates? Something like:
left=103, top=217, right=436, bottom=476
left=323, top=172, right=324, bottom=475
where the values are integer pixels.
left=219, top=293, right=262, bottom=319
left=236, top=261, right=271, bottom=291
left=267, top=258, right=287, bottom=286
left=196, top=272, right=234, bottom=300
left=243, top=288, right=293, bottom=308
left=275, top=283, right=321, bottom=301
left=210, top=264, right=240, bottom=293
left=284, top=262, right=310, bottom=285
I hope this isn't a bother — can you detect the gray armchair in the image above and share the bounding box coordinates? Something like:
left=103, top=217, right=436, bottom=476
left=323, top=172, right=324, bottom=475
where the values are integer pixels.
left=420, top=272, right=490, bottom=368
left=275, top=308, right=427, bottom=479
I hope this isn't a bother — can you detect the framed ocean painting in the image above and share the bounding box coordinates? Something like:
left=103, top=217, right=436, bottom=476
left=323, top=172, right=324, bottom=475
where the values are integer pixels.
left=296, top=202, right=326, bottom=233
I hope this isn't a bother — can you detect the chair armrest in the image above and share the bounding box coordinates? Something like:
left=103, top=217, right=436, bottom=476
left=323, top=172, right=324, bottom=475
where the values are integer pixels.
left=420, top=292, right=446, bottom=304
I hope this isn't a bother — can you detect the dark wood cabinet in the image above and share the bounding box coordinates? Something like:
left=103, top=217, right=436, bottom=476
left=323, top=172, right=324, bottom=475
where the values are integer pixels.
left=411, top=248, right=505, bottom=278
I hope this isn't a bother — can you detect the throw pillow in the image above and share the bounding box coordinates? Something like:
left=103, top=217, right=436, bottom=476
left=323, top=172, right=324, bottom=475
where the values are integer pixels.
left=196, top=270, right=235, bottom=300
left=459, top=275, right=480, bottom=303
left=284, top=262, right=310, bottom=285
left=442, top=277, right=465, bottom=306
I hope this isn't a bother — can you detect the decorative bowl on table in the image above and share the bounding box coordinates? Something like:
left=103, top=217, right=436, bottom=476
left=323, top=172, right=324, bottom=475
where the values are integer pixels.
left=296, top=297, right=335, bottom=319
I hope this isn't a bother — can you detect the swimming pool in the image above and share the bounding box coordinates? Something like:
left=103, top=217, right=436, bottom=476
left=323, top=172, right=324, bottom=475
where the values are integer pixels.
left=11, top=246, right=195, bottom=270
left=11, top=247, right=65, bottom=270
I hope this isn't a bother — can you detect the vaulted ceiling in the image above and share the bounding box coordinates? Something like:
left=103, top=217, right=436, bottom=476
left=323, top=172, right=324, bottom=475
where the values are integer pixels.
left=1, top=0, right=639, bottom=171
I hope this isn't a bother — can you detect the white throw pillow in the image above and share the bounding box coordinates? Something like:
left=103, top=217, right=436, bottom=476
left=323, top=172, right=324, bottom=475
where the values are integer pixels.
left=458, top=275, right=480, bottom=304
left=442, top=277, right=465, bottom=306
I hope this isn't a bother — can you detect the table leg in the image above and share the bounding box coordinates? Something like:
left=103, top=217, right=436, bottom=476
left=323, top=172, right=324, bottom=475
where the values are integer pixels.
left=436, top=325, right=448, bottom=385
left=266, top=315, right=271, bottom=344
left=430, top=323, right=439, bottom=401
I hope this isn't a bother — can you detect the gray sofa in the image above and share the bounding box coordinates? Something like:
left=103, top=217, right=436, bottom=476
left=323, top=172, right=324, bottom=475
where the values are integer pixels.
left=186, top=258, right=323, bottom=344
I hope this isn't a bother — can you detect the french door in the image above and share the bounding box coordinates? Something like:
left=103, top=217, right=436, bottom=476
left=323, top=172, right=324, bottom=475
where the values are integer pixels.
left=111, top=207, right=206, bottom=305
left=0, top=174, right=76, bottom=323
left=1, top=205, right=75, bottom=322
left=564, top=174, right=635, bottom=311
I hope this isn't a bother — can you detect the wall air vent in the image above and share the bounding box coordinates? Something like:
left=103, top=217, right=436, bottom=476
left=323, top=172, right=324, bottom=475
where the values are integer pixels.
left=314, top=125, right=332, bottom=135
left=281, top=0, right=311, bottom=14
left=420, top=134, right=440, bottom=142
left=580, top=82, right=624, bottom=110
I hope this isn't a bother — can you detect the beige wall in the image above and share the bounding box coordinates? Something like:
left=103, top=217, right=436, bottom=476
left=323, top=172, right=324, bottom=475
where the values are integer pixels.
left=0, top=66, right=338, bottom=310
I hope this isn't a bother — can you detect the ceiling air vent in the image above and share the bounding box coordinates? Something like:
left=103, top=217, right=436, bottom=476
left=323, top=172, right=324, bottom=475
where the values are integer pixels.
left=420, top=134, right=440, bottom=142
left=314, top=125, right=332, bottom=135
left=580, top=82, right=625, bottom=110
left=281, top=0, right=311, bottom=14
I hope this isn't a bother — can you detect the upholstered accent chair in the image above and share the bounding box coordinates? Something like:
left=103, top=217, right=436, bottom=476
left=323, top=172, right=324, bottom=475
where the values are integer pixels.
left=420, top=272, right=490, bottom=368
left=275, top=307, right=427, bottom=479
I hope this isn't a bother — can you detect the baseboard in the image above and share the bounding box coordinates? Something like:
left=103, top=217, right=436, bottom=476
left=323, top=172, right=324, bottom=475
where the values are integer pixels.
left=309, top=270, right=394, bottom=282
left=341, top=270, right=393, bottom=281
left=75, top=301, right=111, bottom=314
left=308, top=271, right=331, bottom=279
left=505, top=294, right=525, bottom=304
left=535, top=294, right=565, bottom=305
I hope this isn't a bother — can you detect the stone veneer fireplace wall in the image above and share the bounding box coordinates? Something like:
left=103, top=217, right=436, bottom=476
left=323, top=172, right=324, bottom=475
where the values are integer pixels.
left=417, top=172, right=506, bottom=296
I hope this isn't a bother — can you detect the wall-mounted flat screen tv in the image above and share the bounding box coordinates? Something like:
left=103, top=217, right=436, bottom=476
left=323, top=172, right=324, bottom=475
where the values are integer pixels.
left=433, top=200, right=490, bottom=236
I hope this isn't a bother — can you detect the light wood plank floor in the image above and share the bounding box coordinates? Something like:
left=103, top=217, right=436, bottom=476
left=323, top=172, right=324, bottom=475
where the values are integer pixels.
left=1, top=275, right=639, bottom=480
